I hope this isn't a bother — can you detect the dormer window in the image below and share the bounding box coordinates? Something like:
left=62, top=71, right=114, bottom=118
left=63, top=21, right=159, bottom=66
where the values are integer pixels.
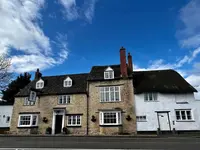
left=104, top=67, right=114, bottom=79
left=29, top=91, right=36, bottom=102
left=64, top=77, right=72, bottom=87
left=36, top=79, right=44, bottom=89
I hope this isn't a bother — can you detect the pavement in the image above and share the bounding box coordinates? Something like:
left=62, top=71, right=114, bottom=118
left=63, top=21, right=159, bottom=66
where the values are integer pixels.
left=0, top=136, right=200, bottom=150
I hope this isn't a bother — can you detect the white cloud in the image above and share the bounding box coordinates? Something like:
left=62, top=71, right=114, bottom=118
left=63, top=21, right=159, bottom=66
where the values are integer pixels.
left=0, top=0, right=68, bottom=73
left=58, top=0, right=97, bottom=23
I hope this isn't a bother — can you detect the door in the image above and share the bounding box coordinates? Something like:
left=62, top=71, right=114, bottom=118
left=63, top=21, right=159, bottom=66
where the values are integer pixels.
left=55, top=115, right=63, bottom=134
left=157, top=112, right=170, bottom=131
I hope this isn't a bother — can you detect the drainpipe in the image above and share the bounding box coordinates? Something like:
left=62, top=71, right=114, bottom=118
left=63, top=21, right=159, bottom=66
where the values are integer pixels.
left=86, top=81, right=89, bottom=135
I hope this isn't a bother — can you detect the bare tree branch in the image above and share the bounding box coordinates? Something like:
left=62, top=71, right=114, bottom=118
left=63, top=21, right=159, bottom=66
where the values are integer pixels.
left=0, top=54, right=12, bottom=91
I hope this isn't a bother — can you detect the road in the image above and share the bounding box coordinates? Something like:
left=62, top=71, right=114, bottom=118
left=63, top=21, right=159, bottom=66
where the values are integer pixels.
left=0, top=136, right=200, bottom=150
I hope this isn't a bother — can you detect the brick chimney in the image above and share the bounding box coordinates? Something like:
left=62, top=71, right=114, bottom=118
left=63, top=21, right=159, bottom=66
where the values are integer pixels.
left=34, top=68, right=42, bottom=80
left=128, top=52, right=133, bottom=71
left=120, top=47, right=127, bottom=77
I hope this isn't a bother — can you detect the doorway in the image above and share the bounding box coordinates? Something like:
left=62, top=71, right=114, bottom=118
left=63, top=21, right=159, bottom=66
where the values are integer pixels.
left=52, top=109, right=65, bottom=134
left=55, top=115, right=63, bottom=134
left=157, top=112, right=171, bottom=131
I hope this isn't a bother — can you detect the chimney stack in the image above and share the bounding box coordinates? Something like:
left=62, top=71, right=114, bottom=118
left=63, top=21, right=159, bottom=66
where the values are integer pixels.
left=34, top=68, right=42, bottom=80
left=128, top=52, right=133, bottom=71
left=120, top=47, right=128, bottom=77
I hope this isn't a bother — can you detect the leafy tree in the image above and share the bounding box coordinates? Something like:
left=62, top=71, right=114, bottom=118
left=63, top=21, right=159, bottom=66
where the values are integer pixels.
left=2, top=72, right=31, bottom=104
left=0, top=54, right=12, bottom=91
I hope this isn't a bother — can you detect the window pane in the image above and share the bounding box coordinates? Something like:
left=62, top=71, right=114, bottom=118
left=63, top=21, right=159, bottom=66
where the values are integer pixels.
left=77, top=116, right=80, bottom=125
left=186, top=111, right=192, bottom=120
left=176, top=111, right=181, bottom=120
left=20, top=116, right=31, bottom=125
left=153, top=93, right=157, bottom=101
left=63, top=96, right=66, bottom=104
left=181, top=111, right=186, bottom=120
left=6, top=116, right=10, bottom=123
left=100, top=92, right=105, bottom=102
left=59, top=96, right=62, bottom=104
left=115, top=91, right=120, bottom=101
left=149, top=93, right=153, bottom=101
left=68, top=116, right=72, bottom=125
left=67, top=96, right=71, bottom=104
left=144, top=93, right=148, bottom=101
left=105, top=92, right=109, bottom=101
left=103, top=112, right=117, bottom=124
left=110, top=90, right=115, bottom=101
left=72, top=116, right=76, bottom=125
left=32, top=116, right=37, bottom=126
left=115, top=86, right=119, bottom=92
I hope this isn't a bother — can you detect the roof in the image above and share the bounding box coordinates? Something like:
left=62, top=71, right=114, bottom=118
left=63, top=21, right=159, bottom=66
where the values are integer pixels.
left=16, top=73, right=89, bottom=97
left=133, top=69, right=197, bottom=94
left=0, top=101, right=13, bottom=106
left=87, top=64, right=132, bottom=81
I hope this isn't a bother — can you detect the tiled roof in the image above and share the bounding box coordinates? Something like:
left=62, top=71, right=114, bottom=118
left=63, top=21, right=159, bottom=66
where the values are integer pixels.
left=133, top=69, right=197, bottom=94
left=87, top=64, right=132, bottom=81
left=16, top=73, right=89, bottom=97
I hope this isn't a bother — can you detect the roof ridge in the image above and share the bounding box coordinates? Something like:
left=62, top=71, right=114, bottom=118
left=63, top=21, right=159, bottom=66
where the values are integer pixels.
left=42, top=73, right=89, bottom=78
left=92, top=64, right=120, bottom=67
left=133, top=69, right=174, bottom=72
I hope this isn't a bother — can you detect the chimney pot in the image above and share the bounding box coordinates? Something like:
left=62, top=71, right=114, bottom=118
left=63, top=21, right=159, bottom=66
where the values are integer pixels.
left=128, top=52, right=133, bottom=71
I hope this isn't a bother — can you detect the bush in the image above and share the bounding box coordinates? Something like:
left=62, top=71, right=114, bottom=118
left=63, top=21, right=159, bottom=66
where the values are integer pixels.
left=46, top=127, right=52, bottom=134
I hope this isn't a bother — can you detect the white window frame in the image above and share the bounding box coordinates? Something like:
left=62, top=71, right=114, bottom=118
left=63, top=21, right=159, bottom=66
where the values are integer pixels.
left=36, top=79, right=44, bottom=89
left=18, top=114, right=38, bottom=127
left=63, top=77, right=72, bottom=87
left=100, top=86, right=121, bottom=102
left=58, top=95, right=71, bottom=104
left=104, top=67, right=114, bottom=79
left=136, top=116, right=147, bottom=122
left=99, top=111, right=122, bottom=125
left=24, top=97, right=36, bottom=106
left=175, top=109, right=193, bottom=121
left=67, top=115, right=81, bottom=126
left=144, top=93, right=157, bottom=101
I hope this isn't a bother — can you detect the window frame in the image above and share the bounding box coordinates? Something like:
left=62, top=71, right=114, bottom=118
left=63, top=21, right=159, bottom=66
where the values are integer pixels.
left=36, top=79, right=44, bottom=89
left=67, top=115, right=81, bottom=126
left=100, top=86, right=121, bottom=102
left=63, top=77, right=72, bottom=87
left=99, top=111, right=122, bottom=126
left=104, top=67, right=114, bottom=79
left=58, top=95, right=71, bottom=104
left=24, top=97, right=36, bottom=106
left=18, top=114, right=38, bottom=127
left=144, top=93, right=158, bottom=102
left=175, top=109, right=193, bottom=121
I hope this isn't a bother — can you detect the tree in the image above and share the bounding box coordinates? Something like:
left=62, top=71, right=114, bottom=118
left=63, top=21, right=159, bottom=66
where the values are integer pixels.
left=0, top=54, right=12, bottom=91
left=2, top=72, right=31, bottom=104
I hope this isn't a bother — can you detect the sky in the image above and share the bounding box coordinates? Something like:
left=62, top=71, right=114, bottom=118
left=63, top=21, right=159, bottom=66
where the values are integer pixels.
left=0, top=0, right=200, bottom=99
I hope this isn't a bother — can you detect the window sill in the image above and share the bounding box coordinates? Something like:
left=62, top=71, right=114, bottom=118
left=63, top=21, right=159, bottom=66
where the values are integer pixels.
left=99, top=124, right=122, bottom=127
left=176, top=120, right=195, bottom=122
left=100, top=101, right=121, bottom=103
left=66, top=125, right=82, bottom=128
left=17, top=126, right=38, bottom=129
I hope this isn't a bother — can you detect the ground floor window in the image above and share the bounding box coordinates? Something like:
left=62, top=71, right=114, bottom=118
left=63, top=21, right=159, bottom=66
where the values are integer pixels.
left=175, top=109, right=192, bottom=121
left=67, top=115, right=81, bottom=126
left=18, top=114, right=38, bottom=127
left=99, top=111, right=121, bottom=125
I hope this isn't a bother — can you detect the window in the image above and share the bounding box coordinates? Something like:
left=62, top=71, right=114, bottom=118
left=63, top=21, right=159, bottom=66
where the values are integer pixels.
left=99, top=111, right=121, bottom=125
left=18, top=114, right=38, bottom=127
left=24, top=97, right=35, bottom=106
left=64, top=77, right=72, bottom=87
left=29, top=91, right=36, bottom=102
left=6, top=116, right=10, bottom=123
left=100, top=86, right=120, bottom=102
left=67, top=115, right=81, bottom=126
left=58, top=95, right=71, bottom=104
left=175, top=110, right=192, bottom=121
left=104, top=67, right=114, bottom=79
left=36, top=79, right=44, bottom=89
left=136, top=116, right=146, bottom=122
left=144, top=93, right=157, bottom=101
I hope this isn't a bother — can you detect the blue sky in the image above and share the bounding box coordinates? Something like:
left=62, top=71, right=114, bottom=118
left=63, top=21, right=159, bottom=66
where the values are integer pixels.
left=0, top=0, right=200, bottom=98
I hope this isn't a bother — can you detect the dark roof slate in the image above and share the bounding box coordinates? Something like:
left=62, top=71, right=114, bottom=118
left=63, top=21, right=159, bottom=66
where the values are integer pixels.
left=87, top=64, right=132, bottom=81
left=133, top=69, right=197, bottom=94
left=16, top=73, right=89, bottom=97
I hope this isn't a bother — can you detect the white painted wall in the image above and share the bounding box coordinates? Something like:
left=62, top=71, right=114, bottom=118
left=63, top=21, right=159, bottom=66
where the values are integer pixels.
left=0, top=105, right=13, bottom=128
left=135, top=93, right=200, bottom=131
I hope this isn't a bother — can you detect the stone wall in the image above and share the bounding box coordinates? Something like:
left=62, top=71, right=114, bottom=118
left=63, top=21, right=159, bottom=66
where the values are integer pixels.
left=10, top=94, right=87, bottom=135
left=88, top=79, right=137, bottom=135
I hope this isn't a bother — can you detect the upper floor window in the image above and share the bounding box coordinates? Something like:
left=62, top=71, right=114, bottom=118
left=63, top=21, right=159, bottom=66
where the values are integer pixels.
left=18, top=114, right=38, bottom=127
left=6, top=116, right=10, bottom=123
left=24, top=97, right=35, bottom=106
left=99, top=111, right=122, bottom=125
left=136, top=116, right=147, bottom=122
left=100, top=86, right=120, bottom=102
left=36, top=79, right=44, bottom=89
left=58, top=95, right=71, bottom=104
left=175, top=109, right=192, bottom=121
left=64, top=77, right=72, bottom=87
left=144, top=93, right=157, bottom=101
left=104, top=67, right=114, bottom=79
